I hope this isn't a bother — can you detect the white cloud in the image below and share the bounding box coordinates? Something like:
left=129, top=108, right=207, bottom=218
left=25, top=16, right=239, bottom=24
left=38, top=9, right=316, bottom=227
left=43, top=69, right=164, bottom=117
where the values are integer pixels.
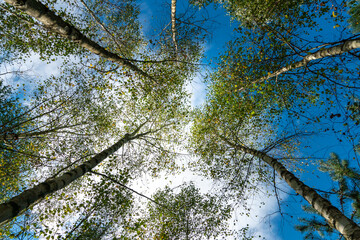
left=186, top=72, right=207, bottom=107
left=0, top=52, right=65, bottom=96
left=26, top=54, right=63, bottom=79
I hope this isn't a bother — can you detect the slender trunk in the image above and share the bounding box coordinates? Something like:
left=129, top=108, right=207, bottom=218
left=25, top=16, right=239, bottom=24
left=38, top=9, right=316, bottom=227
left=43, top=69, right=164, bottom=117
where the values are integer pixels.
left=186, top=219, right=189, bottom=240
left=4, top=0, right=153, bottom=81
left=171, top=0, right=178, bottom=56
left=220, top=136, right=360, bottom=240
left=0, top=125, right=146, bottom=225
left=236, top=36, right=360, bottom=92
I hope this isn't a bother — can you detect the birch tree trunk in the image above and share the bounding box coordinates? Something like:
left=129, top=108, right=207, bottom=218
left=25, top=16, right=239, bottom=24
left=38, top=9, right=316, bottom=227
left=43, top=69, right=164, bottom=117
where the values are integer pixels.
left=236, top=36, right=360, bottom=92
left=220, top=136, right=360, bottom=240
left=171, top=0, right=178, bottom=56
left=0, top=124, right=147, bottom=225
left=4, top=0, right=153, bottom=81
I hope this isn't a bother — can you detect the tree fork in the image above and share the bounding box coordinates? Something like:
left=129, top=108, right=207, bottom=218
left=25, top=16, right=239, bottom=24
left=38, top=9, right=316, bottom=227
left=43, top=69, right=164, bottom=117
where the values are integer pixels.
left=220, top=136, right=360, bottom=240
left=4, top=0, right=154, bottom=82
left=0, top=125, right=145, bottom=225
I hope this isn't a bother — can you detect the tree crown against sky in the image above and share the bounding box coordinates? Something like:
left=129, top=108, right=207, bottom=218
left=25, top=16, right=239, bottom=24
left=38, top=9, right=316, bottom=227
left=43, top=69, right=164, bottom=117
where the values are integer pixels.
left=1, top=0, right=360, bottom=239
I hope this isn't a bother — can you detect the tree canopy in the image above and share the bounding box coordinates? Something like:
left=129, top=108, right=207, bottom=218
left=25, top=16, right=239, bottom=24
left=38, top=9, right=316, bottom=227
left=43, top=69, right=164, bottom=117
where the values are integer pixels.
left=1, top=0, right=360, bottom=239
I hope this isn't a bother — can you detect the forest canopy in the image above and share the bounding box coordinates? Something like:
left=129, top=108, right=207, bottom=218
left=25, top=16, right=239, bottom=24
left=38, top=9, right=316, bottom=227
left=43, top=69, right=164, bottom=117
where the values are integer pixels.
left=1, top=0, right=360, bottom=239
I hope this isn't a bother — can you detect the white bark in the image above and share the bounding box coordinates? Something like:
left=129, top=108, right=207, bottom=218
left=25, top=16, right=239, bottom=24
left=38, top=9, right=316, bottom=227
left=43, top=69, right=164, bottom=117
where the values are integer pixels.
left=221, top=137, right=360, bottom=240
left=171, top=0, right=178, bottom=56
left=4, top=0, right=153, bottom=81
left=0, top=125, right=146, bottom=225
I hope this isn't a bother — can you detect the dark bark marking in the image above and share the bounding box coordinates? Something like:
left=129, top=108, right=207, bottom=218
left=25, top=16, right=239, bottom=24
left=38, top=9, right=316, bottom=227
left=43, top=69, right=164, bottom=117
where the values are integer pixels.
left=39, top=182, right=51, bottom=198
left=80, top=164, right=87, bottom=175
left=9, top=201, right=20, bottom=216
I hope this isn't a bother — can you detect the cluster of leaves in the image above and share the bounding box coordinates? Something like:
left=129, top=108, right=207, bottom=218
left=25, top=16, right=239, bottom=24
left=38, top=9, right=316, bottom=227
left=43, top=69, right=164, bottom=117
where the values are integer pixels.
left=191, top=0, right=317, bottom=29
left=0, top=81, right=34, bottom=202
left=77, top=0, right=142, bottom=58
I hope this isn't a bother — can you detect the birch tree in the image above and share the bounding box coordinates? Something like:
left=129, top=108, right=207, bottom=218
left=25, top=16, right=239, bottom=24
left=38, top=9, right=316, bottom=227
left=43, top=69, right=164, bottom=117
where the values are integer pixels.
left=0, top=121, right=145, bottom=225
left=222, top=138, right=360, bottom=239
left=3, top=0, right=151, bottom=79
left=190, top=101, right=360, bottom=239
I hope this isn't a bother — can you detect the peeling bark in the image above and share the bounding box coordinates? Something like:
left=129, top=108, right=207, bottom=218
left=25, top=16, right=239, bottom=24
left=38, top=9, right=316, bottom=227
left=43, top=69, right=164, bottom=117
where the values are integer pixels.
left=220, top=136, right=360, bottom=240
left=0, top=125, right=146, bottom=225
left=4, top=0, right=154, bottom=81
